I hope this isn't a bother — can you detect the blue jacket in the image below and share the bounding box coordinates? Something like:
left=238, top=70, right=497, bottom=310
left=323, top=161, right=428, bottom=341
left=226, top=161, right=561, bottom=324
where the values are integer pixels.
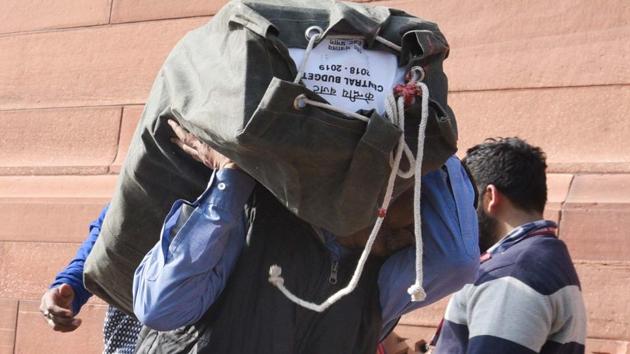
left=133, top=157, right=480, bottom=338
left=50, top=205, right=109, bottom=315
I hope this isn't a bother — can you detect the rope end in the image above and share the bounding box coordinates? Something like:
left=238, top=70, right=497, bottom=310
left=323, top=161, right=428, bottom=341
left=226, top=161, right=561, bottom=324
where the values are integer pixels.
left=407, top=283, right=427, bottom=302
left=268, top=264, right=284, bottom=287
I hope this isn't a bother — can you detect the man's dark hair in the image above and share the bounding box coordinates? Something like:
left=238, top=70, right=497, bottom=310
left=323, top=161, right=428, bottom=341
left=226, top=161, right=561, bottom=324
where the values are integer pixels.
left=463, top=137, right=548, bottom=214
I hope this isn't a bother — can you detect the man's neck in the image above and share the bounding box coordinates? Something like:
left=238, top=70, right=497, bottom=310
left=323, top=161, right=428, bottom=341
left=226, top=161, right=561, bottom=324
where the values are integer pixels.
left=497, top=210, right=544, bottom=239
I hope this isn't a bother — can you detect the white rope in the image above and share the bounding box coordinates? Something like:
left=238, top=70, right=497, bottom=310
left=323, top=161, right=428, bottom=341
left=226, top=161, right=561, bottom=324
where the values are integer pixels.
left=294, top=26, right=323, bottom=84
left=375, top=35, right=402, bottom=52
left=397, top=143, right=416, bottom=179
left=298, top=93, right=413, bottom=175
left=294, top=95, right=370, bottom=123
left=285, top=79, right=431, bottom=307
left=384, top=95, right=416, bottom=179
left=269, top=95, right=408, bottom=312
left=292, top=25, right=372, bottom=124
left=407, top=79, right=430, bottom=302
left=384, top=94, right=399, bottom=126
left=292, top=26, right=373, bottom=125
left=274, top=24, right=430, bottom=309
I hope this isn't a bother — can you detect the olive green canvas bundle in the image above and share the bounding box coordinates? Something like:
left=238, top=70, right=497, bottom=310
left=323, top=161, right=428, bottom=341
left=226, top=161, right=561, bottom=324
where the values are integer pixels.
left=84, top=0, right=457, bottom=314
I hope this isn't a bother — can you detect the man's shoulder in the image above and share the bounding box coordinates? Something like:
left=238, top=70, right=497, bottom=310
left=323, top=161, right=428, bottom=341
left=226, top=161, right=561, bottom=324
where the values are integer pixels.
left=478, top=236, right=580, bottom=295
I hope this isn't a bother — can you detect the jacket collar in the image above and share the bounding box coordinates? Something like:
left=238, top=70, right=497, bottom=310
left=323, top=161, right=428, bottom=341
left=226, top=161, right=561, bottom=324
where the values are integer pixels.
left=485, top=219, right=558, bottom=256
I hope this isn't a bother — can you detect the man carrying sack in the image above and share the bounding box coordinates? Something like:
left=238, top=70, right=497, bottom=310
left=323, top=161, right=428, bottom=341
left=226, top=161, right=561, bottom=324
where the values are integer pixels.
left=83, top=1, right=477, bottom=351
left=131, top=120, right=478, bottom=353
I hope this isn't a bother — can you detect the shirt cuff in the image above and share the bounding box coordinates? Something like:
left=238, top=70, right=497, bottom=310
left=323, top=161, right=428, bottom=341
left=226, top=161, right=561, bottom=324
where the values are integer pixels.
left=199, top=168, right=255, bottom=212
left=49, top=279, right=89, bottom=315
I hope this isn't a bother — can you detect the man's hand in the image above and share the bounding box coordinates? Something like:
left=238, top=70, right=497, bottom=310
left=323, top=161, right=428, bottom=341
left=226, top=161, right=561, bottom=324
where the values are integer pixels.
left=39, top=284, right=82, bottom=332
left=168, top=119, right=238, bottom=170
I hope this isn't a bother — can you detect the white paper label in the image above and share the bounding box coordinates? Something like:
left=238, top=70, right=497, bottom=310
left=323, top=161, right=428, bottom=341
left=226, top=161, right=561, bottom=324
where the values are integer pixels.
left=289, top=37, right=404, bottom=115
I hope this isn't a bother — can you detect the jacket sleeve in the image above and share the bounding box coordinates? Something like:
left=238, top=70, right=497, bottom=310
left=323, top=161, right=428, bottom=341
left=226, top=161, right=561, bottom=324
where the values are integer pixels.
left=50, top=204, right=109, bottom=315
left=133, top=169, right=255, bottom=331
left=378, top=156, right=479, bottom=339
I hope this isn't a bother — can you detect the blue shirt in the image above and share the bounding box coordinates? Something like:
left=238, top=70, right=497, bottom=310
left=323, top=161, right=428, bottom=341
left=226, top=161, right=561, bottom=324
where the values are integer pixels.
left=133, top=156, right=480, bottom=337
left=50, top=205, right=109, bottom=315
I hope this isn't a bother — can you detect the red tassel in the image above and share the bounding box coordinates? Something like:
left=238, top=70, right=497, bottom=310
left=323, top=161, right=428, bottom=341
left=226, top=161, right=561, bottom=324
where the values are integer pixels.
left=394, top=81, right=421, bottom=106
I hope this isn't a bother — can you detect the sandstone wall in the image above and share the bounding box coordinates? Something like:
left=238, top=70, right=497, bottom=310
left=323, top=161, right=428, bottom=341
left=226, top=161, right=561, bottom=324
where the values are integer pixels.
left=1, top=1, right=628, bottom=353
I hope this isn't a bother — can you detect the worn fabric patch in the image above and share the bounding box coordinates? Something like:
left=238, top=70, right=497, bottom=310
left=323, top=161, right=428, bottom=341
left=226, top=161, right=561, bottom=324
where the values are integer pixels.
left=289, top=37, right=404, bottom=115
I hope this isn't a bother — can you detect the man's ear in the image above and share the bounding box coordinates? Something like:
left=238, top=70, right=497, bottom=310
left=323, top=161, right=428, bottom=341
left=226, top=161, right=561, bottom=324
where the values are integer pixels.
left=483, top=184, right=503, bottom=216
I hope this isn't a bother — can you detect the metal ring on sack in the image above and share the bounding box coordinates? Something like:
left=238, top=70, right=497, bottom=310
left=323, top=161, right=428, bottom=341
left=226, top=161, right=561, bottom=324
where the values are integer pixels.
left=304, top=26, right=323, bottom=41
left=293, top=94, right=308, bottom=110
left=410, top=66, right=426, bottom=82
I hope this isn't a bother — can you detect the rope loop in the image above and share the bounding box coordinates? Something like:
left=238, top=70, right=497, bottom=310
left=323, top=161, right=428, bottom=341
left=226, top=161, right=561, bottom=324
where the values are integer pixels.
left=409, top=66, right=426, bottom=82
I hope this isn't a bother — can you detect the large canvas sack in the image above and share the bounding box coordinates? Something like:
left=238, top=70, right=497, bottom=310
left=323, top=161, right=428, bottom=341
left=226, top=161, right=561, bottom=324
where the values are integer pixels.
left=85, top=0, right=457, bottom=314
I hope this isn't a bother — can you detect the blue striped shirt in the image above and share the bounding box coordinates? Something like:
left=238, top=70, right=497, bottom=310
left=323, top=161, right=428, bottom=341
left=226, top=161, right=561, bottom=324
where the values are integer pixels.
left=433, top=220, right=586, bottom=354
